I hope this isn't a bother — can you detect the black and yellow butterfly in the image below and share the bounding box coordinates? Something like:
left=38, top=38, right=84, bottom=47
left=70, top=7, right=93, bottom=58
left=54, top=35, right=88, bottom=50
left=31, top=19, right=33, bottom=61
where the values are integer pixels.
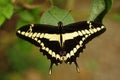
left=16, top=20, right=105, bottom=74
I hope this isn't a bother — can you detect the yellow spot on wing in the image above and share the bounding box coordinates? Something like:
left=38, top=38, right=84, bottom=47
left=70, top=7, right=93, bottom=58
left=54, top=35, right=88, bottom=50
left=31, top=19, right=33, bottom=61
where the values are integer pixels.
left=62, top=32, right=79, bottom=42
left=44, top=33, right=60, bottom=42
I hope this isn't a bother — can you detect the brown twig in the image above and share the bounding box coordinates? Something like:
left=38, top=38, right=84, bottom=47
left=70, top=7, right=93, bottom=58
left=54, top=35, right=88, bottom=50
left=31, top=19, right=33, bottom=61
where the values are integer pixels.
left=12, top=0, right=40, bottom=9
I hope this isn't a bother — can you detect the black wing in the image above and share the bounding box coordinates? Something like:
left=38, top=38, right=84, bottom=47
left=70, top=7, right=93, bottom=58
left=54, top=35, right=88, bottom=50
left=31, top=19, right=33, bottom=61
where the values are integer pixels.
left=16, top=24, right=63, bottom=65
left=61, top=21, right=106, bottom=64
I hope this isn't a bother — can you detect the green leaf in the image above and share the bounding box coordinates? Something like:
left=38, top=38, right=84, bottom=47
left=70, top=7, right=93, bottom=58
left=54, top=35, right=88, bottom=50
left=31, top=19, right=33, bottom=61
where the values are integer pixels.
left=19, top=10, right=34, bottom=22
left=89, top=0, right=112, bottom=22
left=17, top=8, right=40, bottom=29
left=40, top=6, right=74, bottom=26
left=0, top=13, right=5, bottom=26
left=2, top=4, right=14, bottom=19
left=0, top=0, right=10, bottom=6
left=30, top=8, right=41, bottom=23
left=30, top=8, right=40, bottom=16
left=16, top=20, right=29, bottom=29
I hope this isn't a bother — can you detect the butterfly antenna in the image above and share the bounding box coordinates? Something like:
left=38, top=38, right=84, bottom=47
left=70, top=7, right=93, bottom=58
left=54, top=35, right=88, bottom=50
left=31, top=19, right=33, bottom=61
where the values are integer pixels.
left=62, top=10, right=72, bottom=22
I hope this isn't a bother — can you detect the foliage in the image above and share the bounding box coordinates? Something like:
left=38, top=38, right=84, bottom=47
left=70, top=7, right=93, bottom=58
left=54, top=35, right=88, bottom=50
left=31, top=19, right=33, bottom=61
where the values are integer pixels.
left=0, top=0, right=14, bottom=26
left=89, top=0, right=112, bottom=22
left=0, top=0, right=112, bottom=79
left=8, top=40, right=49, bottom=72
left=16, top=8, right=40, bottom=28
left=40, top=6, right=74, bottom=26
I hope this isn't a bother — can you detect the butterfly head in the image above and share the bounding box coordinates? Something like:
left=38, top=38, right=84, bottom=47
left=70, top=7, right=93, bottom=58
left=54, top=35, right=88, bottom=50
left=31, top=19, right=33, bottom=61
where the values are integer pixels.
left=58, top=21, right=63, bottom=33
left=58, top=21, right=63, bottom=27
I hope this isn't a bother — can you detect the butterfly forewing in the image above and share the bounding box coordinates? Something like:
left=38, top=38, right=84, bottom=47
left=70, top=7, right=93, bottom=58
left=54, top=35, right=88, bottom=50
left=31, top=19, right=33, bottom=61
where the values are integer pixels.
left=16, top=24, right=59, bottom=46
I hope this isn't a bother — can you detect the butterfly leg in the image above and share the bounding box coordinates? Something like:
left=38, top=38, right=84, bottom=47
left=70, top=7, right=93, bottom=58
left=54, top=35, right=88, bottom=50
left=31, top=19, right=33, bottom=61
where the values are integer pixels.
left=49, top=62, right=53, bottom=75
left=74, top=61, right=80, bottom=73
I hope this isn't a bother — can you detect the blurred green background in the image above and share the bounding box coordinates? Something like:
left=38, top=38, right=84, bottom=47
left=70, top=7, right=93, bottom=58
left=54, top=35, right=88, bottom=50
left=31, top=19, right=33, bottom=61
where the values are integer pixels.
left=0, top=0, right=120, bottom=80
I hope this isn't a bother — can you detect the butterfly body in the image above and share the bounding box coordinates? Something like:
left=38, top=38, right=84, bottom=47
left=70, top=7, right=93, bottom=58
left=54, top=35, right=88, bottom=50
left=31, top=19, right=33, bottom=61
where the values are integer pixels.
left=16, top=21, right=105, bottom=74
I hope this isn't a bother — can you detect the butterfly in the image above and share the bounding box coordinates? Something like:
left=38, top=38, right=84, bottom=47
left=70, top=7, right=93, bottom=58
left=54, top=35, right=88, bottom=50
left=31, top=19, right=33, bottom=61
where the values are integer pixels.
left=16, top=20, right=105, bottom=74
